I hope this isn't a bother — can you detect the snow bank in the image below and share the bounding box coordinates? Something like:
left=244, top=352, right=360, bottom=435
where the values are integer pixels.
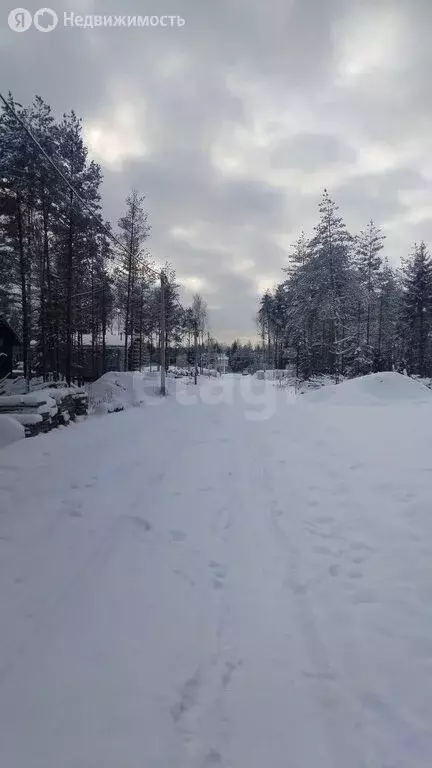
left=302, top=371, right=432, bottom=405
left=0, top=415, right=25, bottom=449
left=86, top=371, right=161, bottom=413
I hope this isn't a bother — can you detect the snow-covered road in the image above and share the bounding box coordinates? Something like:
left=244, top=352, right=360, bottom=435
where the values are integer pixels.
left=1, top=374, right=432, bottom=767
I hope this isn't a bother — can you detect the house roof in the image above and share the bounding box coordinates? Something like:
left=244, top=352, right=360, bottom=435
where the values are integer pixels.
left=81, top=333, right=124, bottom=348
left=0, top=316, right=21, bottom=345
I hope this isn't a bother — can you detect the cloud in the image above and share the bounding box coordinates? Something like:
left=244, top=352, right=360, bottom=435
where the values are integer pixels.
left=2, top=0, right=432, bottom=340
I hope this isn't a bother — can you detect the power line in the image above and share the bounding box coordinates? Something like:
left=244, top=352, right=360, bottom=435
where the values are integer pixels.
left=0, top=93, right=194, bottom=365
left=0, top=92, right=160, bottom=282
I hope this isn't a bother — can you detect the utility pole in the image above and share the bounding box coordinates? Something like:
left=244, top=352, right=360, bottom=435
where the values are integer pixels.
left=160, top=271, right=166, bottom=395
left=194, top=322, right=198, bottom=385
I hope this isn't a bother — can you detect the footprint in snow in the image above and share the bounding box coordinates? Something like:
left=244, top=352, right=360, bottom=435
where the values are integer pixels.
left=313, top=545, right=333, bottom=556
left=170, top=530, right=185, bottom=542
left=348, top=569, right=363, bottom=580
left=63, top=500, right=83, bottom=518
left=303, top=670, right=336, bottom=682
left=127, top=516, right=151, bottom=531
left=209, top=561, right=227, bottom=579
left=221, top=660, right=242, bottom=688
left=311, top=515, right=335, bottom=525
left=67, top=508, right=83, bottom=519
left=350, top=589, right=378, bottom=605
left=350, top=541, right=375, bottom=554
left=170, top=668, right=201, bottom=723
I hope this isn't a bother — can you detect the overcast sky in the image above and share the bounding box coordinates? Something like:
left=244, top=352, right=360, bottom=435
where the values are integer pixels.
left=2, top=0, right=432, bottom=341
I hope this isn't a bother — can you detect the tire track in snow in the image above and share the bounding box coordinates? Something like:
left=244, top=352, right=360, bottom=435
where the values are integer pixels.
left=166, top=406, right=247, bottom=766
left=254, top=431, right=370, bottom=768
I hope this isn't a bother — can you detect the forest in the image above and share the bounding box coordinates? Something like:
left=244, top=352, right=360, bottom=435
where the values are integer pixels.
left=257, top=191, right=432, bottom=380
left=3, top=93, right=431, bottom=386
left=0, top=93, right=211, bottom=386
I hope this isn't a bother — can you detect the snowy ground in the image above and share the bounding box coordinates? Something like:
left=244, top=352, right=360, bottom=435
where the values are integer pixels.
left=1, top=373, right=432, bottom=767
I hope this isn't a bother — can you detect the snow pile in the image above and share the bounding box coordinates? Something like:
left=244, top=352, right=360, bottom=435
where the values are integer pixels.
left=10, top=413, right=43, bottom=426
left=302, top=371, right=432, bottom=405
left=86, top=371, right=161, bottom=413
left=0, top=393, right=54, bottom=409
left=167, top=366, right=191, bottom=379
left=0, top=415, right=25, bottom=449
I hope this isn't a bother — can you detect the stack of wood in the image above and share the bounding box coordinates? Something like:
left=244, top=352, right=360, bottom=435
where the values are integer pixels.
left=0, top=380, right=90, bottom=438
left=41, top=387, right=82, bottom=426
left=0, top=393, right=58, bottom=437
left=72, top=390, right=89, bottom=418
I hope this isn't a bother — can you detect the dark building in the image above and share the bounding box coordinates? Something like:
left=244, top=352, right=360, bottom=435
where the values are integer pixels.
left=0, top=317, right=20, bottom=380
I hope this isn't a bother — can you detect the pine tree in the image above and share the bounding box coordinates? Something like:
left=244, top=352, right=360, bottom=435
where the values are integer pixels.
left=117, top=190, right=150, bottom=371
left=352, top=220, right=385, bottom=373
left=375, top=259, right=401, bottom=372
left=294, top=191, right=358, bottom=378
left=401, top=242, right=432, bottom=376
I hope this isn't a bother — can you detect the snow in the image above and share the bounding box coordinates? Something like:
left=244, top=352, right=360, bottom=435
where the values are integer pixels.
left=86, top=371, right=162, bottom=412
left=302, top=371, right=432, bottom=405
left=38, top=387, right=84, bottom=404
left=0, top=414, right=25, bottom=448
left=1, top=373, right=432, bottom=766
left=0, top=393, right=56, bottom=408
left=9, top=413, right=43, bottom=425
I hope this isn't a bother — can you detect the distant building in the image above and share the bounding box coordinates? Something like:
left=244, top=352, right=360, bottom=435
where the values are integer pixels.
left=217, top=353, right=228, bottom=373
left=176, top=353, right=188, bottom=369
left=201, top=352, right=228, bottom=373
left=79, top=333, right=126, bottom=380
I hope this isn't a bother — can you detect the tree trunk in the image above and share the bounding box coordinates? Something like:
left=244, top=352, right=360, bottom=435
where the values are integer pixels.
left=16, top=195, right=30, bottom=386
left=65, top=190, right=74, bottom=386
left=101, top=278, right=107, bottom=374
left=376, top=296, right=383, bottom=372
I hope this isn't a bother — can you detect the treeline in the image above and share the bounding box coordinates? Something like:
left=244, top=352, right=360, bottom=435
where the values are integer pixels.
left=0, top=93, right=209, bottom=384
left=227, top=340, right=261, bottom=372
left=258, top=190, right=432, bottom=380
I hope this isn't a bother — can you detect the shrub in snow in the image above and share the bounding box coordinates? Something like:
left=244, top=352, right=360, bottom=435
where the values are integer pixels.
left=0, top=415, right=25, bottom=449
